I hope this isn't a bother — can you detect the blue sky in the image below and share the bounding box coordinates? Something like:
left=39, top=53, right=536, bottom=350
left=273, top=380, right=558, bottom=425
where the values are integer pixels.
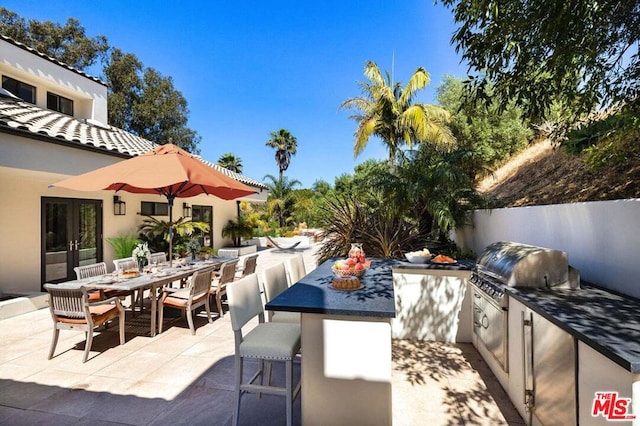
left=3, top=1, right=468, bottom=188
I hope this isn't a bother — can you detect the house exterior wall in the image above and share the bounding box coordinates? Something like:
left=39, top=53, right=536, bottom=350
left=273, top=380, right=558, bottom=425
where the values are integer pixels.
left=0, top=39, right=108, bottom=123
left=0, top=135, right=245, bottom=294
left=453, top=199, right=640, bottom=299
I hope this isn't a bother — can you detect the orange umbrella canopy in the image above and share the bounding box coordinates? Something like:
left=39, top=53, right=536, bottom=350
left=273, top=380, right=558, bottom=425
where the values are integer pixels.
left=51, top=143, right=257, bottom=263
left=51, top=143, right=256, bottom=200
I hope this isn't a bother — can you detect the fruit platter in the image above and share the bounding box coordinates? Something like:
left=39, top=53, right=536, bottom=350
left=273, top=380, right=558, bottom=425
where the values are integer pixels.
left=431, top=254, right=457, bottom=264
left=332, top=256, right=370, bottom=277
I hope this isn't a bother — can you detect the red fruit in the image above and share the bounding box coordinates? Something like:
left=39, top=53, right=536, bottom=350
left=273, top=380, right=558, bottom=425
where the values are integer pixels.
left=346, top=257, right=357, bottom=266
left=354, top=263, right=364, bottom=271
left=340, top=264, right=351, bottom=271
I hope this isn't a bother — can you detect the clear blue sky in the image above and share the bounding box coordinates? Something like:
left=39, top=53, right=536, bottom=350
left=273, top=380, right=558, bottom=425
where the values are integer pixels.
left=3, top=1, right=468, bottom=188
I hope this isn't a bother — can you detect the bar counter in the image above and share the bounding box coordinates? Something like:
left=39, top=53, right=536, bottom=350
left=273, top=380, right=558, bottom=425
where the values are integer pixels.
left=266, top=257, right=398, bottom=426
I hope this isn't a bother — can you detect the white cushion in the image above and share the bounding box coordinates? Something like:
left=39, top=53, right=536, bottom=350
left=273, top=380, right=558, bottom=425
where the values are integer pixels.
left=240, top=323, right=300, bottom=359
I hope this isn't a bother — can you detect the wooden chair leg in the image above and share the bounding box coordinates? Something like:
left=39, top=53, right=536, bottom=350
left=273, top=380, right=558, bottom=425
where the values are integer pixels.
left=48, top=328, right=59, bottom=360
left=216, top=293, right=224, bottom=317
left=83, top=330, right=93, bottom=363
left=186, top=308, right=195, bottom=335
left=118, top=313, right=125, bottom=345
left=205, top=298, right=213, bottom=324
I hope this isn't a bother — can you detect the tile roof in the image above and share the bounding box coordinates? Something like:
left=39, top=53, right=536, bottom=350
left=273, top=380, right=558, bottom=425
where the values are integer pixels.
left=1, top=34, right=107, bottom=86
left=0, top=95, right=267, bottom=189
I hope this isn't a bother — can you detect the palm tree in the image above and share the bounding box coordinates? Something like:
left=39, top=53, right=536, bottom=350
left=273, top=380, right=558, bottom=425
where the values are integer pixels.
left=263, top=174, right=301, bottom=228
left=266, top=129, right=297, bottom=180
left=217, top=153, right=243, bottom=173
left=341, top=61, right=455, bottom=169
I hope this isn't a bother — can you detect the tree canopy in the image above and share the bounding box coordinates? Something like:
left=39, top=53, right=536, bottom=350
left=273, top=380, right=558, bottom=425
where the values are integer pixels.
left=0, top=7, right=201, bottom=153
left=440, top=0, right=640, bottom=120
left=266, top=129, right=298, bottom=180
left=436, top=75, right=533, bottom=178
left=217, top=153, right=243, bottom=173
left=341, top=61, right=455, bottom=167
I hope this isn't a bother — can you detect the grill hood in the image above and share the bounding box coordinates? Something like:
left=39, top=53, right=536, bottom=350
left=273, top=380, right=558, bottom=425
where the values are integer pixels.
left=476, top=241, right=579, bottom=289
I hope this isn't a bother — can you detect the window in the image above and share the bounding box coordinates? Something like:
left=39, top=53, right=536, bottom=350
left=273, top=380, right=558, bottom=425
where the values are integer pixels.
left=2, top=76, right=36, bottom=103
left=141, top=202, right=169, bottom=216
left=192, top=205, right=213, bottom=247
left=47, top=92, right=74, bottom=116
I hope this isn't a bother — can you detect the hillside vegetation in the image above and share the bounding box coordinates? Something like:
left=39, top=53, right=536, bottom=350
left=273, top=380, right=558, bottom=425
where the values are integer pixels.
left=478, top=139, right=640, bottom=207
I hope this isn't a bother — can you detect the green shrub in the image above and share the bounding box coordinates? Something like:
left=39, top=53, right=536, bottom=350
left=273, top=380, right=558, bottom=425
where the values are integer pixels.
left=106, top=234, right=140, bottom=259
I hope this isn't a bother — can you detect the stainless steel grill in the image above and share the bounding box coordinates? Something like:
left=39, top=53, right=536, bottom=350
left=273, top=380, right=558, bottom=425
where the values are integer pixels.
left=470, top=241, right=580, bottom=373
left=471, top=241, right=580, bottom=306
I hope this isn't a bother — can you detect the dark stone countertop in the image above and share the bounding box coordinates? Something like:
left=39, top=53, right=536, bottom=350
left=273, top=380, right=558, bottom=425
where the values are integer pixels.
left=393, top=259, right=476, bottom=272
left=265, top=257, right=398, bottom=318
left=507, top=284, right=640, bottom=373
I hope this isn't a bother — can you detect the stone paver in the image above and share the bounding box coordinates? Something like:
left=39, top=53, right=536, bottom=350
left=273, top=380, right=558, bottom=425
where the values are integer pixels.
left=0, top=244, right=523, bottom=425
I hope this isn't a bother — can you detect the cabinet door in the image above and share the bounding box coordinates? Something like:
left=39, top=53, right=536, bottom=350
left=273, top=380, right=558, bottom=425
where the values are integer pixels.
left=531, top=310, right=577, bottom=426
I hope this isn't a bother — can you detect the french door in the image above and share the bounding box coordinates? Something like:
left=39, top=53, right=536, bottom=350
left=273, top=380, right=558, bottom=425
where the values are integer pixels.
left=41, top=197, right=103, bottom=287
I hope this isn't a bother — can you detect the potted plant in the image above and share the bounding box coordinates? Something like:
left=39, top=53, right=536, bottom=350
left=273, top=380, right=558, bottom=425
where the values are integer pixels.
left=222, top=218, right=254, bottom=247
left=106, top=234, right=140, bottom=259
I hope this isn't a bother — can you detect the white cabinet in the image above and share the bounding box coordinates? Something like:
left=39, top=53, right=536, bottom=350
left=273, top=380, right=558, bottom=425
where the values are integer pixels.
left=506, top=297, right=577, bottom=425
left=392, top=268, right=472, bottom=342
left=578, top=342, right=640, bottom=425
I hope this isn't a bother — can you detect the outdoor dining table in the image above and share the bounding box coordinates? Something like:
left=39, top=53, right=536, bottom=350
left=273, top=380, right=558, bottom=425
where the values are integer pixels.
left=52, top=258, right=227, bottom=337
left=265, top=257, right=399, bottom=426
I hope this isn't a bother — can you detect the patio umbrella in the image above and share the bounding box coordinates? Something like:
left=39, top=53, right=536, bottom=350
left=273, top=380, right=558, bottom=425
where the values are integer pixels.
left=50, top=143, right=257, bottom=264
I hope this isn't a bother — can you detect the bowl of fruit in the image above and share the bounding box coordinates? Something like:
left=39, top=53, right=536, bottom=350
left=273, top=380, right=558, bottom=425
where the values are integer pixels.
left=404, top=248, right=433, bottom=264
left=332, top=257, right=368, bottom=277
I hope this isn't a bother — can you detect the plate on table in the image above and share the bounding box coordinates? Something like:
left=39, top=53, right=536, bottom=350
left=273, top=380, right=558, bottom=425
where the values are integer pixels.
left=96, top=277, right=116, bottom=284
left=430, top=260, right=458, bottom=266
left=404, top=252, right=433, bottom=264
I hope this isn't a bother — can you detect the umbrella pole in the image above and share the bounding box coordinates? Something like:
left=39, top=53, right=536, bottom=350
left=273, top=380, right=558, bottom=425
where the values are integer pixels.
left=168, top=197, right=174, bottom=267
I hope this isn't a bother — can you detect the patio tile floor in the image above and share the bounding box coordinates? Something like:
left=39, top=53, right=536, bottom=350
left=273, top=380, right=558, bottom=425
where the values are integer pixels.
left=0, top=245, right=524, bottom=425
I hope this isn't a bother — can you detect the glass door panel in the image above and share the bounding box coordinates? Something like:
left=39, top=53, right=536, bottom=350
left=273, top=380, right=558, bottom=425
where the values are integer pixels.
left=44, top=200, right=71, bottom=283
left=42, top=198, right=102, bottom=286
left=193, top=205, right=213, bottom=247
left=78, top=202, right=98, bottom=266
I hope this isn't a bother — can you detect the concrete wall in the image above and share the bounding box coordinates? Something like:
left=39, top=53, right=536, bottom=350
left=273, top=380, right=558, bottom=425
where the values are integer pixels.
left=454, top=199, right=640, bottom=299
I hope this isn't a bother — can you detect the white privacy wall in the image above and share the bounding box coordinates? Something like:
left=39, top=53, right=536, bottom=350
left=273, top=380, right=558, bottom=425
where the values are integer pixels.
left=454, top=199, right=640, bottom=299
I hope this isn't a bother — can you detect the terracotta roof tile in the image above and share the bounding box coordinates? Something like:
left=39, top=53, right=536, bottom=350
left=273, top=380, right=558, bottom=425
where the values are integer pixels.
left=0, top=95, right=267, bottom=189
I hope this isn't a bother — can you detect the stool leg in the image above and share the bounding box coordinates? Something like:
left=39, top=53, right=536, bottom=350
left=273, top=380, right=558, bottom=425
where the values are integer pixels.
left=286, top=359, right=293, bottom=426
left=233, top=355, right=242, bottom=426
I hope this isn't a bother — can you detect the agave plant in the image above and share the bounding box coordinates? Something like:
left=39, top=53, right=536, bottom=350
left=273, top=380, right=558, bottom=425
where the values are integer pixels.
left=315, top=194, right=418, bottom=264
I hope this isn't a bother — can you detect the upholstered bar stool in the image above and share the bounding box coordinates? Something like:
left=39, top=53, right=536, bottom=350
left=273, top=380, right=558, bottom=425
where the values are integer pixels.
left=227, top=274, right=301, bottom=426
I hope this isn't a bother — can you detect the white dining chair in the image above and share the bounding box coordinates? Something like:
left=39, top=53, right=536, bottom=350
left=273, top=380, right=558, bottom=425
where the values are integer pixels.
left=227, top=274, right=301, bottom=426
left=285, top=253, right=307, bottom=286
left=262, top=263, right=300, bottom=324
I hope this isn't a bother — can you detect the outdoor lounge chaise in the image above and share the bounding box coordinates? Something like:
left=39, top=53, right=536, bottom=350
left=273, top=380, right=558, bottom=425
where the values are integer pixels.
left=266, top=236, right=301, bottom=251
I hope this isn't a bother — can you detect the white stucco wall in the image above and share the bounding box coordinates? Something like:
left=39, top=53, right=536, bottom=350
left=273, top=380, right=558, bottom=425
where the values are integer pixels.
left=0, top=136, right=251, bottom=294
left=0, top=39, right=108, bottom=123
left=454, top=199, right=640, bottom=299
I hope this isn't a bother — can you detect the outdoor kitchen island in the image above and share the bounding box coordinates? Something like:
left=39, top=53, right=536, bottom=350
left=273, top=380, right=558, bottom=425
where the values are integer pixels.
left=265, top=257, right=398, bottom=426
